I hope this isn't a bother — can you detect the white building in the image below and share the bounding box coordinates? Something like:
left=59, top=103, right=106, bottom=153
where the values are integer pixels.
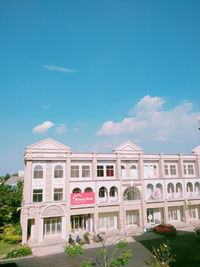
left=21, top=138, right=200, bottom=245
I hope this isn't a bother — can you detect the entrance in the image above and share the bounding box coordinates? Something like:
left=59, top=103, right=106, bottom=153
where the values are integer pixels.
left=27, top=219, right=35, bottom=241
left=147, top=208, right=163, bottom=224
left=43, top=217, right=62, bottom=236
left=168, top=207, right=183, bottom=221
left=71, top=214, right=92, bottom=232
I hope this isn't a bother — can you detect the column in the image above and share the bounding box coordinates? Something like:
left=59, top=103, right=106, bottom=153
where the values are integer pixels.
left=160, top=153, right=168, bottom=223
left=92, top=152, right=98, bottom=233
left=45, top=162, right=52, bottom=202
left=65, top=153, right=71, bottom=239
left=22, top=211, right=28, bottom=244
left=34, top=207, right=40, bottom=245
left=24, top=161, right=32, bottom=204
left=139, top=153, right=146, bottom=228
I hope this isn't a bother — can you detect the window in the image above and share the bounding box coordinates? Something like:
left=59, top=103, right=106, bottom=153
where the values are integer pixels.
left=144, top=164, right=157, bottom=178
left=123, top=187, right=140, bottom=201
left=126, top=211, right=138, bottom=225
left=99, top=187, right=107, bottom=198
left=164, top=164, right=177, bottom=176
left=110, top=186, right=117, bottom=197
left=84, top=187, right=93, bottom=193
left=54, top=165, right=63, bottom=178
left=106, top=166, right=114, bottom=176
left=33, top=189, right=43, bottom=202
left=184, top=164, right=195, bottom=176
left=130, top=165, right=137, bottom=177
left=44, top=217, right=62, bottom=236
left=72, top=188, right=81, bottom=193
left=97, top=166, right=104, bottom=177
left=99, top=214, right=115, bottom=229
left=82, top=166, right=90, bottom=177
left=121, top=166, right=125, bottom=177
left=71, top=166, right=79, bottom=178
left=33, top=165, right=43, bottom=179
left=54, top=188, right=63, bottom=201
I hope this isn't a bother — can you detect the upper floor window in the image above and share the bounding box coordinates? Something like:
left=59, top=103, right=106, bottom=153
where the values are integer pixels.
left=72, top=187, right=81, bottom=193
left=184, top=164, right=195, bottom=176
left=144, top=164, right=158, bottom=178
left=33, top=189, right=43, bottom=202
left=130, top=165, right=137, bottom=177
left=164, top=164, right=177, bottom=176
left=99, top=187, right=107, bottom=198
left=97, top=166, right=104, bottom=177
left=84, top=187, right=93, bottom=193
left=123, top=186, right=140, bottom=201
left=82, top=166, right=90, bottom=177
left=54, top=165, right=63, bottom=178
left=110, top=186, right=117, bottom=197
left=33, top=165, right=43, bottom=179
left=106, top=166, right=114, bottom=177
left=121, top=166, right=125, bottom=177
left=54, top=188, right=63, bottom=201
left=71, top=166, right=79, bottom=178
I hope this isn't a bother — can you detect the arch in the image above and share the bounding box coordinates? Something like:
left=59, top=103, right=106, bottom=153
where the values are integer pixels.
left=109, top=186, right=118, bottom=197
left=99, top=187, right=108, bottom=198
left=123, top=186, right=140, bottom=201
left=72, top=188, right=81, bottom=193
left=155, top=183, right=163, bottom=199
left=195, top=182, right=200, bottom=195
left=84, top=187, right=93, bottom=193
left=121, top=165, right=125, bottom=177
left=146, top=184, right=154, bottom=200
left=175, top=183, right=183, bottom=198
left=54, top=165, right=63, bottom=178
left=186, top=182, right=193, bottom=193
left=167, top=183, right=175, bottom=198
left=33, top=165, right=43, bottom=179
left=41, top=204, right=65, bottom=218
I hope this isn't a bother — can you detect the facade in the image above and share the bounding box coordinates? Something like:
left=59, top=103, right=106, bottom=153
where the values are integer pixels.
left=21, top=138, right=200, bottom=245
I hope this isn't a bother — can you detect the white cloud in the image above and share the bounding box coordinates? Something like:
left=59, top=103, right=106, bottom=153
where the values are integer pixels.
left=33, top=121, right=54, bottom=133
left=42, top=105, right=49, bottom=109
left=41, top=65, right=76, bottom=73
left=97, top=95, right=200, bottom=142
left=55, top=124, right=68, bottom=134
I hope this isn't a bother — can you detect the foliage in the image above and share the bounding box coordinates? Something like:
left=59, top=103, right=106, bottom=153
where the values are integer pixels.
left=65, top=244, right=83, bottom=258
left=80, top=262, right=94, bottom=267
left=0, top=174, right=10, bottom=184
left=149, top=241, right=176, bottom=267
left=83, top=231, right=90, bottom=239
left=3, top=224, right=22, bottom=244
left=108, top=241, right=133, bottom=267
left=0, top=180, right=23, bottom=226
left=4, top=245, right=32, bottom=259
left=0, top=240, right=18, bottom=256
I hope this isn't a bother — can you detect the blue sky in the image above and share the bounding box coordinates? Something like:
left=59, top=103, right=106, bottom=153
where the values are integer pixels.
left=1, top=0, right=200, bottom=175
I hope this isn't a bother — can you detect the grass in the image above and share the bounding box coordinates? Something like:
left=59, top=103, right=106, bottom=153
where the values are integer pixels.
left=0, top=240, right=19, bottom=256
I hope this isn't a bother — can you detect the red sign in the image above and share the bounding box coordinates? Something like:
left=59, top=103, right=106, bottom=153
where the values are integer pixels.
left=70, top=192, right=95, bottom=205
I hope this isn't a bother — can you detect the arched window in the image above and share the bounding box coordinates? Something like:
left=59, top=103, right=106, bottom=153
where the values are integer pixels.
left=155, top=183, right=162, bottom=199
left=72, top=188, right=81, bottom=193
left=54, top=165, right=63, bottom=178
left=123, top=186, right=140, bottom=201
left=84, top=187, right=93, bottom=193
left=146, top=184, right=154, bottom=200
left=121, top=166, right=125, bottom=177
left=167, top=183, right=175, bottom=198
left=186, top=182, right=193, bottom=193
left=33, top=165, right=43, bottom=179
left=195, top=182, right=200, bottom=195
left=99, top=187, right=107, bottom=198
left=176, top=183, right=183, bottom=197
left=130, top=165, right=137, bottom=177
left=110, top=186, right=118, bottom=197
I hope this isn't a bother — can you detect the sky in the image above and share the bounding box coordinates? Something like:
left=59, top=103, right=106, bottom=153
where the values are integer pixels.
left=1, top=0, right=200, bottom=175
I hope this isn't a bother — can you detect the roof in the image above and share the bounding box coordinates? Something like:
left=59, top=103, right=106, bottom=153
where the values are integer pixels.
left=5, top=176, right=24, bottom=186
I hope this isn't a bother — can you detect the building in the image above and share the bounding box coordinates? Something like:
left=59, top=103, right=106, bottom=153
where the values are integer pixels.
left=21, top=138, right=200, bottom=245
left=5, top=170, right=24, bottom=187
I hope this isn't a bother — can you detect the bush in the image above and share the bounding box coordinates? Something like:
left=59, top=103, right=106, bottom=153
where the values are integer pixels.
left=65, top=244, right=83, bottom=258
left=4, top=245, right=32, bottom=259
left=3, top=224, right=22, bottom=244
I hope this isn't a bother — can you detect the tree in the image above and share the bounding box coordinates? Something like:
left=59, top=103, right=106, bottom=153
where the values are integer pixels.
left=0, top=180, right=23, bottom=226
left=65, top=235, right=133, bottom=267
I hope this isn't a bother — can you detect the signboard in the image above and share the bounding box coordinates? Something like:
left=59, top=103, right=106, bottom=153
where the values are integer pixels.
left=70, top=192, right=95, bottom=205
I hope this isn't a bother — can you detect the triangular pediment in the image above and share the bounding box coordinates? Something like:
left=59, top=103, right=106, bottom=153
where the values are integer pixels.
left=192, top=145, right=200, bottom=154
left=113, top=141, right=143, bottom=154
left=26, top=138, right=71, bottom=152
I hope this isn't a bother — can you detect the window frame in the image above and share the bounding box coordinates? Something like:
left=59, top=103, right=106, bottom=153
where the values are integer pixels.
left=33, top=189, right=43, bottom=202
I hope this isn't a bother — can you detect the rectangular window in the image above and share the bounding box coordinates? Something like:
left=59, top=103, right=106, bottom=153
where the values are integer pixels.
left=97, top=165, right=104, bottom=177
left=82, top=166, right=90, bottom=177
left=164, top=165, right=169, bottom=176
left=188, top=165, right=194, bottom=175
left=99, top=215, right=115, bottom=228
left=144, top=164, right=157, bottom=178
left=184, top=165, right=187, bottom=175
left=54, top=188, right=63, bottom=201
left=106, top=165, right=114, bottom=176
left=71, top=166, right=79, bottom=178
left=33, top=189, right=43, bottom=202
left=170, top=165, right=176, bottom=175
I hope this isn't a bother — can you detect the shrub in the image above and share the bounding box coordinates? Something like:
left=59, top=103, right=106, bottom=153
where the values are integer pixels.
left=4, top=245, right=32, bottom=259
left=83, top=231, right=90, bottom=239
left=3, top=224, right=22, bottom=244
left=65, top=244, right=83, bottom=258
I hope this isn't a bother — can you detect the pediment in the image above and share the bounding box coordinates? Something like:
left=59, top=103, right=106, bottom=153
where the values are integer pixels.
left=26, top=138, right=71, bottom=152
left=192, top=145, right=200, bottom=154
left=113, top=141, right=143, bottom=154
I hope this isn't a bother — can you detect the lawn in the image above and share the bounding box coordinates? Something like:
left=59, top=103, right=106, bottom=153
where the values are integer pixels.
left=0, top=240, right=18, bottom=256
